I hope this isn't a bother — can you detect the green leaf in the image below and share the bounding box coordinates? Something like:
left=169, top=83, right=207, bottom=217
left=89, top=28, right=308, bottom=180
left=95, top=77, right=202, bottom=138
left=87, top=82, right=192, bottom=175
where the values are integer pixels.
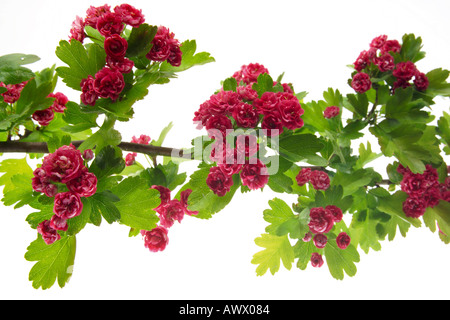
left=267, top=170, right=293, bottom=194
left=159, top=40, right=215, bottom=73
left=1, top=173, right=35, bottom=208
left=354, top=141, right=381, bottom=169
left=0, top=66, right=35, bottom=85
left=344, top=93, right=368, bottom=118
left=423, top=201, right=450, bottom=237
left=111, top=176, right=160, bottom=231
left=0, top=157, right=33, bottom=191
left=151, top=122, right=174, bottom=147
left=332, top=169, right=376, bottom=197
left=251, top=234, right=295, bottom=276
left=302, top=100, right=330, bottom=133
left=126, top=24, right=158, bottom=59
left=15, top=78, right=54, bottom=121
left=376, top=190, right=422, bottom=229
left=87, top=191, right=121, bottom=225
left=263, top=198, right=308, bottom=239
left=89, top=145, right=125, bottom=180
left=222, top=77, right=237, bottom=92
left=400, top=33, right=425, bottom=63
left=62, top=101, right=98, bottom=133
left=25, top=235, right=76, bottom=289
left=324, top=234, right=360, bottom=280
left=425, top=68, right=450, bottom=97
left=140, top=161, right=187, bottom=191
left=0, top=53, right=40, bottom=67
left=55, top=40, right=106, bottom=91
left=252, top=73, right=274, bottom=96
left=276, top=133, right=324, bottom=162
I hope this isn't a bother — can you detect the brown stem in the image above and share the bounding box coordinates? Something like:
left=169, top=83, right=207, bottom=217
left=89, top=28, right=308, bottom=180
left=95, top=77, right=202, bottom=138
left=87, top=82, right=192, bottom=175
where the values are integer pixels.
left=0, top=141, right=192, bottom=160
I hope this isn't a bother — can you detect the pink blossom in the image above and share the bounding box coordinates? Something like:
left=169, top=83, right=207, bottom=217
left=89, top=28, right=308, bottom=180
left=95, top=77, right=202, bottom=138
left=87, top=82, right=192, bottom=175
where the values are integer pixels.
left=85, top=5, right=111, bottom=28
left=370, top=35, right=388, bottom=49
left=96, top=12, right=125, bottom=37
left=393, top=61, right=417, bottom=81
left=80, top=75, right=98, bottom=106
left=50, top=215, right=68, bottom=232
left=37, top=220, right=61, bottom=245
left=41, top=144, right=84, bottom=183
left=325, top=205, right=343, bottom=223
left=31, top=167, right=58, bottom=197
left=93, top=67, right=125, bottom=101
left=232, top=102, right=259, bottom=128
left=158, top=200, right=185, bottom=228
left=240, top=160, right=269, bottom=190
left=309, top=170, right=330, bottom=191
left=66, top=170, right=98, bottom=198
left=114, top=4, right=145, bottom=28
left=311, top=252, right=324, bottom=268
left=336, top=232, right=351, bottom=249
left=206, top=166, right=234, bottom=197
left=313, top=233, right=328, bottom=249
left=69, top=16, right=85, bottom=43
left=141, top=226, right=169, bottom=252
left=32, top=108, right=54, bottom=126
left=414, top=72, right=429, bottom=91
left=308, top=207, right=334, bottom=234
left=53, top=192, right=83, bottom=220
left=48, top=92, right=69, bottom=113
left=104, top=34, right=128, bottom=60
left=323, top=106, right=340, bottom=119
left=351, top=72, right=372, bottom=94
left=296, top=168, right=312, bottom=187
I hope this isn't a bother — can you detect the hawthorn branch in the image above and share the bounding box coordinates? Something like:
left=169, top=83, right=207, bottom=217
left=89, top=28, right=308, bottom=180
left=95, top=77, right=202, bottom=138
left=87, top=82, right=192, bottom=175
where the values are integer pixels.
left=0, top=141, right=193, bottom=160
left=0, top=141, right=393, bottom=185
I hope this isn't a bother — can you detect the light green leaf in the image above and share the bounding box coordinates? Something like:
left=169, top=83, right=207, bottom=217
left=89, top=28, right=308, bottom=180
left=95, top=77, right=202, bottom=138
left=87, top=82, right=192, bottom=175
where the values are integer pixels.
left=263, top=198, right=308, bottom=239
left=159, top=40, right=215, bottom=73
left=252, top=233, right=295, bottom=276
left=355, top=141, right=381, bottom=169
left=324, top=234, right=360, bottom=280
left=25, top=235, right=76, bottom=290
left=111, top=176, right=160, bottom=231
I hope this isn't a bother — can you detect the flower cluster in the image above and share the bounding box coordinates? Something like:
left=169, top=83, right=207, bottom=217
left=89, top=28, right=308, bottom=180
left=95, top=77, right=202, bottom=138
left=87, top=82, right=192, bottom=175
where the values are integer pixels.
left=398, top=164, right=450, bottom=218
left=125, top=134, right=151, bottom=166
left=73, top=4, right=182, bottom=107
left=32, top=92, right=69, bottom=126
left=351, top=34, right=429, bottom=94
left=194, top=63, right=304, bottom=197
left=0, top=80, right=28, bottom=104
left=296, top=167, right=331, bottom=191
left=141, top=186, right=198, bottom=252
left=146, top=26, right=182, bottom=67
left=33, top=144, right=97, bottom=244
left=303, top=205, right=350, bottom=268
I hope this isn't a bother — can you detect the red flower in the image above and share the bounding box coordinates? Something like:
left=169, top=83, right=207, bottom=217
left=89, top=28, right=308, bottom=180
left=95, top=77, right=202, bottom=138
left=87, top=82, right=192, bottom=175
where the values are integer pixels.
left=336, top=232, right=351, bottom=249
left=32, top=108, right=54, bottom=126
left=311, top=252, right=324, bottom=268
left=370, top=35, right=388, bottom=49
left=37, top=220, right=61, bottom=245
left=381, top=39, right=401, bottom=54
left=114, top=4, right=145, bottom=28
left=69, top=16, right=85, bottom=43
left=232, top=102, right=260, bottom=128
left=41, top=144, right=84, bottom=183
left=31, top=167, right=58, bottom=197
left=296, top=168, right=312, bottom=186
left=141, top=226, right=169, bottom=252
left=373, top=52, right=395, bottom=72
left=261, top=114, right=283, bottom=137
left=233, top=63, right=269, bottom=85
left=106, top=56, right=134, bottom=73
left=240, top=160, right=269, bottom=190
left=66, top=170, right=98, bottom=198
left=308, top=207, right=334, bottom=234
left=158, top=200, right=185, bottom=228
left=277, top=97, right=304, bottom=130
left=96, top=12, right=125, bottom=37
left=393, top=61, right=417, bottom=81
left=309, top=170, right=330, bottom=191
left=325, top=205, right=343, bottom=223
left=104, top=34, right=128, bottom=60
left=205, top=114, right=233, bottom=138
left=236, top=135, right=259, bottom=159
left=323, top=106, right=340, bottom=119
left=125, top=153, right=137, bottom=166
left=53, top=191, right=83, bottom=220
left=414, top=72, right=429, bottom=91
left=146, top=26, right=182, bottom=67
left=353, top=50, right=370, bottom=72
left=402, top=196, right=427, bottom=218
left=50, top=215, right=68, bottom=232
left=351, top=72, right=372, bottom=94
left=80, top=76, right=98, bottom=106
left=179, top=189, right=199, bottom=216
left=93, top=67, right=125, bottom=101
left=0, top=81, right=27, bottom=104
left=85, top=5, right=111, bottom=28
left=313, top=233, right=328, bottom=249
left=48, top=92, right=69, bottom=113
left=206, top=166, right=234, bottom=197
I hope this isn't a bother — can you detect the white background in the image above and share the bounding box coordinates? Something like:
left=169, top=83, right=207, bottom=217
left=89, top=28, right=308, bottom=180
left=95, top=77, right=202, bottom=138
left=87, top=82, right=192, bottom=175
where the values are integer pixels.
left=0, top=0, right=449, bottom=300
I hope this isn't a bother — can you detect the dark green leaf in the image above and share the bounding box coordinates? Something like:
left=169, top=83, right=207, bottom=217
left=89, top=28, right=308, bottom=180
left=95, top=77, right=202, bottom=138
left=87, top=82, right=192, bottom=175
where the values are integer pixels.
left=126, top=24, right=158, bottom=59
left=89, top=145, right=125, bottom=180
left=276, top=133, right=324, bottom=162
